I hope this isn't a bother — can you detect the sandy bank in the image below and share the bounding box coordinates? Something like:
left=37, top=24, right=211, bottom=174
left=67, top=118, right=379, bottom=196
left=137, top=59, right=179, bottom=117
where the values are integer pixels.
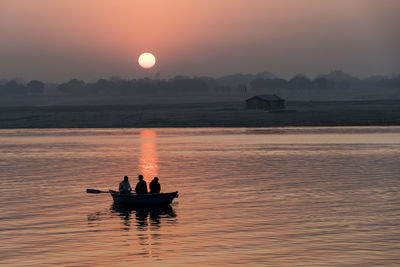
left=0, top=100, right=400, bottom=128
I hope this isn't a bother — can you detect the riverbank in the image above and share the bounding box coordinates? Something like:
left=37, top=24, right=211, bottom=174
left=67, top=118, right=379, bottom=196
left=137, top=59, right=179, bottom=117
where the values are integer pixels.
left=1, top=100, right=399, bottom=128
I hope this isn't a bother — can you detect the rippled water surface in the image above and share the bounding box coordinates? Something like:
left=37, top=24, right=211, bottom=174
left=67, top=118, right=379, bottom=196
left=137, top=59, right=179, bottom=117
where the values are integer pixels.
left=1, top=127, right=400, bottom=266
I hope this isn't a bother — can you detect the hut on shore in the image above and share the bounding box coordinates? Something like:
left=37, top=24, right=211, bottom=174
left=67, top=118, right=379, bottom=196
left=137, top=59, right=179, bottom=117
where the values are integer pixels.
left=246, top=94, right=285, bottom=110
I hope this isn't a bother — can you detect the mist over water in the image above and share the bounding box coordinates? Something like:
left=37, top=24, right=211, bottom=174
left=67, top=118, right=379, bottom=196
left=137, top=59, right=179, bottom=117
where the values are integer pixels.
left=1, top=127, right=400, bottom=266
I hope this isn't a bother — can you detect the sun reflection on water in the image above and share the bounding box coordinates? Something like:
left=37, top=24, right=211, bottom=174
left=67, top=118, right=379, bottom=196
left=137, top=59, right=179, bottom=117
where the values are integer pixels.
left=139, top=130, right=158, bottom=182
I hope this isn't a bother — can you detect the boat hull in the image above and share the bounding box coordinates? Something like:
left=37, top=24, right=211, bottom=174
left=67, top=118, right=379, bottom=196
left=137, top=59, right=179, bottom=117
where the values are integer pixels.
left=109, top=190, right=178, bottom=205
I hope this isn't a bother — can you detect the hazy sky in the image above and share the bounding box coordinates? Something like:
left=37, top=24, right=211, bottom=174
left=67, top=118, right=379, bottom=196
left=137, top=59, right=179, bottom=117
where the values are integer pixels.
left=1, top=0, right=400, bottom=82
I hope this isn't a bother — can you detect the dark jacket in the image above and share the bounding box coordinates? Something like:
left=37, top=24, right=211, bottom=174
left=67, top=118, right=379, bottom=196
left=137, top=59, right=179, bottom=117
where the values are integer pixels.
left=135, top=180, right=148, bottom=194
left=149, top=180, right=161, bottom=194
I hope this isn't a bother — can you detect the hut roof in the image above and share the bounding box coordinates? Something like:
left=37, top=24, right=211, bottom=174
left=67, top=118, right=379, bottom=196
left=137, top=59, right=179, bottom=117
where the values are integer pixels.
left=246, top=94, right=284, bottom=102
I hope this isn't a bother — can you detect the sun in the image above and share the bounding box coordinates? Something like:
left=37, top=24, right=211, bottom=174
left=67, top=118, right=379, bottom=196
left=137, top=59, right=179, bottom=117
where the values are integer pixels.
left=138, top=52, right=156, bottom=69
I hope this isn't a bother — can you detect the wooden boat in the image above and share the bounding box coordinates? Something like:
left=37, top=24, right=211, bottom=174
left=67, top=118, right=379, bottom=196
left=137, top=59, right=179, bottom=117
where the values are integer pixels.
left=109, top=190, right=178, bottom=205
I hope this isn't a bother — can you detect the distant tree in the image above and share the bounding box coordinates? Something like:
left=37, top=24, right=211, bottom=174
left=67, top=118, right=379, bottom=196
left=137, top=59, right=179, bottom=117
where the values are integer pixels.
left=321, top=70, right=359, bottom=83
left=110, top=76, right=122, bottom=82
left=272, top=78, right=288, bottom=89
left=312, top=77, right=335, bottom=90
left=250, top=78, right=272, bottom=91
left=376, top=75, right=400, bottom=89
left=198, top=76, right=218, bottom=89
left=58, top=79, right=86, bottom=95
left=2, top=80, right=28, bottom=96
left=250, top=78, right=288, bottom=91
left=115, top=80, right=135, bottom=95
left=288, top=75, right=312, bottom=90
left=27, top=80, right=45, bottom=96
left=217, top=73, right=254, bottom=87
left=133, top=78, right=157, bottom=94
left=336, top=80, right=352, bottom=89
left=317, top=70, right=360, bottom=89
left=168, top=78, right=208, bottom=93
left=171, top=75, right=190, bottom=80
left=255, top=71, right=276, bottom=79
left=95, top=78, right=115, bottom=95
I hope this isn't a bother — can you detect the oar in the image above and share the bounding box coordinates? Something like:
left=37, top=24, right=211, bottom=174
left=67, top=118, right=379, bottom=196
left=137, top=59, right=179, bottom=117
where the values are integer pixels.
left=86, top=188, right=109, bottom=194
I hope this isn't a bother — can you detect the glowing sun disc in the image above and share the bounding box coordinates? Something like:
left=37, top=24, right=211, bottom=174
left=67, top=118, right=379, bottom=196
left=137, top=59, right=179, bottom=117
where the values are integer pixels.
left=138, top=52, right=156, bottom=69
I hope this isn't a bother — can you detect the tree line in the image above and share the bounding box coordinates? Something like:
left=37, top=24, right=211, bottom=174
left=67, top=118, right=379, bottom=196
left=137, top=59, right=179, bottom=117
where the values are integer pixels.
left=1, top=70, right=399, bottom=97
left=0, top=80, right=45, bottom=96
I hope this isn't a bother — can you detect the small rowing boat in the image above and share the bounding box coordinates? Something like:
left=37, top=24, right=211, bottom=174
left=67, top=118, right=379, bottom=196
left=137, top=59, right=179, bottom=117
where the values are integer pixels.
left=109, top=190, right=178, bottom=205
left=86, top=188, right=178, bottom=205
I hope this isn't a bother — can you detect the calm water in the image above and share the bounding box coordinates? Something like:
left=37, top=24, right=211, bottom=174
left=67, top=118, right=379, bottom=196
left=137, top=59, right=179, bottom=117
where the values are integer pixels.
left=1, top=127, right=400, bottom=266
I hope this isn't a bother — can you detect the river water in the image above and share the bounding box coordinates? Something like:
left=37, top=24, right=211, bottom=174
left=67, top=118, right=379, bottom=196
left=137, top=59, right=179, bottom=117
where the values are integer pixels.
left=0, top=127, right=399, bottom=266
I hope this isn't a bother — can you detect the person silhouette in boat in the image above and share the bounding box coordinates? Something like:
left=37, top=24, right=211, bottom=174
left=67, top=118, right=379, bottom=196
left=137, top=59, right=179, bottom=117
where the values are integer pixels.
left=135, top=174, right=148, bottom=194
left=119, top=176, right=132, bottom=194
left=150, top=177, right=161, bottom=194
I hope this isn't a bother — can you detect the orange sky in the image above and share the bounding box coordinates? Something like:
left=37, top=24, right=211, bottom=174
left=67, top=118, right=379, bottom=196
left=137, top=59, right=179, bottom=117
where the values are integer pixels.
left=1, top=0, right=399, bottom=81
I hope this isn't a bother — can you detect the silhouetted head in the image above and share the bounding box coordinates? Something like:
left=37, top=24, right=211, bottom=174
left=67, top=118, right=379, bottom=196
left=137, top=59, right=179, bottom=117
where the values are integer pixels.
left=138, top=174, right=143, bottom=181
left=124, top=176, right=128, bottom=182
left=153, top=177, right=159, bottom=181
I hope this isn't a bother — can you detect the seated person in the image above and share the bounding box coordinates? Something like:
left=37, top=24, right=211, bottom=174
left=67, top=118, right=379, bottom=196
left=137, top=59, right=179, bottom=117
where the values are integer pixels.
left=149, top=177, right=161, bottom=194
left=135, top=174, right=148, bottom=194
left=119, top=176, right=132, bottom=194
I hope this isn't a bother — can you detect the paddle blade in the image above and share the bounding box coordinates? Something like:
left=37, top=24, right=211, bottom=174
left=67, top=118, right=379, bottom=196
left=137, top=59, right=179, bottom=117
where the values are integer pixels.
left=86, top=188, right=105, bottom=194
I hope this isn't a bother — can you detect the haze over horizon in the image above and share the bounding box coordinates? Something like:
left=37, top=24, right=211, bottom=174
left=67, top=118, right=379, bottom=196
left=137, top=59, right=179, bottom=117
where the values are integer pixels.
left=1, top=0, right=400, bottom=82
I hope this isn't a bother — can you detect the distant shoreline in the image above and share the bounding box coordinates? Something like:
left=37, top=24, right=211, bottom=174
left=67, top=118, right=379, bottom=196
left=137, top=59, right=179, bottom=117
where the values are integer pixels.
left=1, top=100, right=400, bottom=129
